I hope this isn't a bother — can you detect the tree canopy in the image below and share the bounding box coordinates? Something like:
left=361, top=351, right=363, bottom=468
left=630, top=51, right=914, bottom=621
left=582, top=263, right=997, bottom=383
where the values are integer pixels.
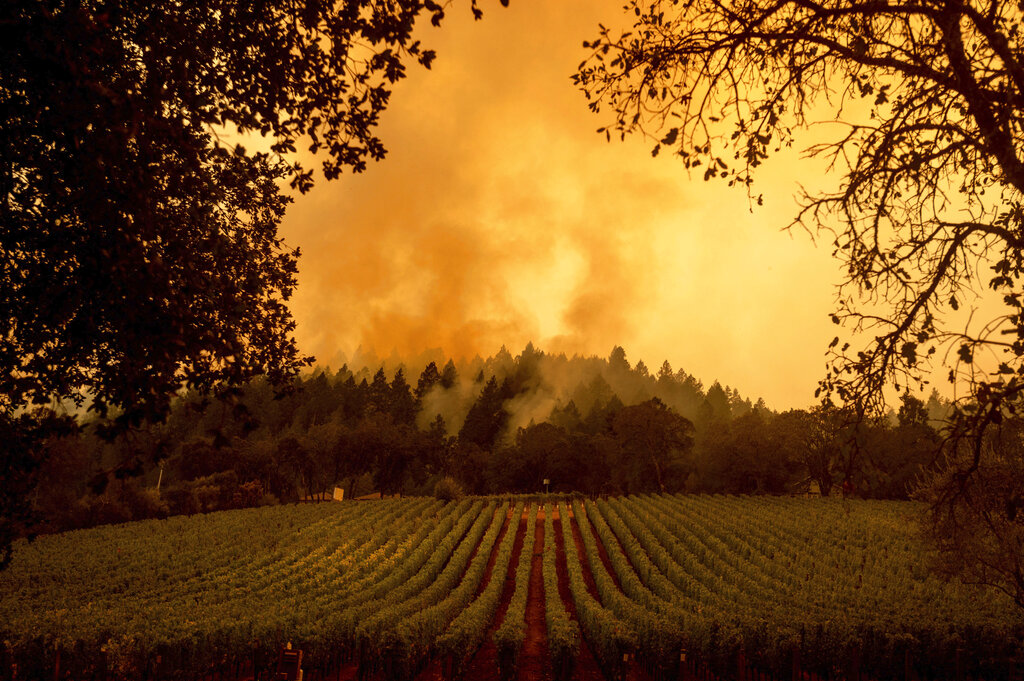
left=575, top=0, right=1024, bottom=605
left=27, top=344, right=950, bottom=541
left=0, top=0, right=490, bottom=566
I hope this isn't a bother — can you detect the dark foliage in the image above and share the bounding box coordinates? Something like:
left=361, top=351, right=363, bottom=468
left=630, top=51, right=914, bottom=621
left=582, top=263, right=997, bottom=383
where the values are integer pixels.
left=24, top=345, right=949, bottom=539
left=575, top=0, right=1024, bottom=608
left=0, top=0, right=497, bottom=566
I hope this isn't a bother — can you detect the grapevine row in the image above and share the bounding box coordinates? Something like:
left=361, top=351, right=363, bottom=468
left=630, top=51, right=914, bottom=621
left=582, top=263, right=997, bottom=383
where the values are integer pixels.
left=542, top=503, right=579, bottom=680
left=492, top=503, right=536, bottom=681
left=436, top=502, right=525, bottom=675
left=554, top=501, right=631, bottom=679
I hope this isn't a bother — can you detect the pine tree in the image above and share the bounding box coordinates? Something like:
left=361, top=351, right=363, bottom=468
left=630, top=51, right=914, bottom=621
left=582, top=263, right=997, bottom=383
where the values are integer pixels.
left=390, top=368, right=417, bottom=426
left=440, top=359, right=458, bottom=390
left=415, top=362, right=441, bottom=401
left=458, top=376, right=509, bottom=450
left=369, top=368, right=390, bottom=414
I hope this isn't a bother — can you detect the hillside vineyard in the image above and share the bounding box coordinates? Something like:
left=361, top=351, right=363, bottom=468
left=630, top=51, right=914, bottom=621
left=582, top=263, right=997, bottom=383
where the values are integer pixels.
left=0, top=496, right=1020, bottom=681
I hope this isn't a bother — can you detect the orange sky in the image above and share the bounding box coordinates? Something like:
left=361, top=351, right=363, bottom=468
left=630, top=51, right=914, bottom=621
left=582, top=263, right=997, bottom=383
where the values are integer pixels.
left=279, top=1, right=844, bottom=410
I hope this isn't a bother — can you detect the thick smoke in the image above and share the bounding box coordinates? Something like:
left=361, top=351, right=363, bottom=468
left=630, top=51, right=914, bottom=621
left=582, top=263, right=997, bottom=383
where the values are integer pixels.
left=358, top=345, right=711, bottom=442
left=416, top=373, right=481, bottom=435
left=281, top=2, right=673, bottom=375
left=279, top=1, right=840, bottom=411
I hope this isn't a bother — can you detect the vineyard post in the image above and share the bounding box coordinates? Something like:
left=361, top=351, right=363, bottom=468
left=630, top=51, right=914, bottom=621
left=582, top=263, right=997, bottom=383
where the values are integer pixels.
left=904, top=649, right=912, bottom=681
left=955, top=648, right=963, bottom=681
left=791, top=646, right=801, bottom=681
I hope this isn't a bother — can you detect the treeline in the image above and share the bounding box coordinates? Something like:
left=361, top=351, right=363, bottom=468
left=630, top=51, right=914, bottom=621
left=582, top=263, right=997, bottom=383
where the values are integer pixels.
left=30, top=344, right=950, bottom=532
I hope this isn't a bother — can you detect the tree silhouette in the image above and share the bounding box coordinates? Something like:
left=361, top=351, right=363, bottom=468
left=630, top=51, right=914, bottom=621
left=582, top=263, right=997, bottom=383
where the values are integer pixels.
left=610, top=398, right=694, bottom=493
left=0, top=0, right=494, bottom=567
left=458, top=375, right=511, bottom=450
left=577, top=0, right=1024, bottom=607
left=922, top=416, right=1024, bottom=609
left=368, top=368, right=391, bottom=415
left=608, top=345, right=630, bottom=374
left=440, top=359, right=459, bottom=390
left=415, top=361, right=442, bottom=402
left=389, top=368, right=417, bottom=426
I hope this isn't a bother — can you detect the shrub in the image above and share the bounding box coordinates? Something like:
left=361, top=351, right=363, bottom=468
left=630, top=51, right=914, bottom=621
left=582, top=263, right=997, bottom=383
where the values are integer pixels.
left=433, top=476, right=465, bottom=501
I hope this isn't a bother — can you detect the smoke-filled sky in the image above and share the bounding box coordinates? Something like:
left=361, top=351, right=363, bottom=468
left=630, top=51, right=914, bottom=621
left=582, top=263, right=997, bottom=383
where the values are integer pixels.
left=280, top=1, right=844, bottom=410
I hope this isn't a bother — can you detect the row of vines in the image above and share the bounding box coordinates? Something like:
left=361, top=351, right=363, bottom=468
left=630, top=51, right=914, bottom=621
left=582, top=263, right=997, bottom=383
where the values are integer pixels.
left=555, top=496, right=1023, bottom=681
left=1, top=495, right=1022, bottom=681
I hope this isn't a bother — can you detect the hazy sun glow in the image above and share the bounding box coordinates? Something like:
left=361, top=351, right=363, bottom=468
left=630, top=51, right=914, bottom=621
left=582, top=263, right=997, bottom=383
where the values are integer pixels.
left=281, top=0, right=844, bottom=410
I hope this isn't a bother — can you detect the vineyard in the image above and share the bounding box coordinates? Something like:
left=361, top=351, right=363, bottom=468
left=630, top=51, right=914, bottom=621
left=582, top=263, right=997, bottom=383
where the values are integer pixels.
left=1, top=495, right=1022, bottom=681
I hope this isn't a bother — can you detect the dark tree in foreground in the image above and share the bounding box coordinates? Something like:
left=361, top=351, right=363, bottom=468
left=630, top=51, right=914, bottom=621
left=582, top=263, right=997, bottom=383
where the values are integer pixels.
left=0, top=0, right=490, bottom=567
left=923, top=417, right=1024, bottom=609
left=575, top=0, right=1024, bottom=606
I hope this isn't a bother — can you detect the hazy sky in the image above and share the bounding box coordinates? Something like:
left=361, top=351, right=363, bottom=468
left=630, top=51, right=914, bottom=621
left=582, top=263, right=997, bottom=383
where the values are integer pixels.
left=280, top=1, right=844, bottom=410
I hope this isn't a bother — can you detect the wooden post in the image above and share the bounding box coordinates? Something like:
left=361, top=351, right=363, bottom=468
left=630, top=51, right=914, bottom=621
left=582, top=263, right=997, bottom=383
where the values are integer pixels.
left=904, top=650, right=912, bottom=681
left=53, top=648, right=59, bottom=681
left=792, top=647, right=801, bottom=681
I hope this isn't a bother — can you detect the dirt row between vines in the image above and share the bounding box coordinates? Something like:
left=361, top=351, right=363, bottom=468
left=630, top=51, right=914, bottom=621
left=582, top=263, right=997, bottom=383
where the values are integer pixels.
left=302, top=504, right=657, bottom=681
left=414, top=507, right=524, bottom=681
left=551, top=508, right=612, bottom=681
left=334, top=507, right=516, bottom=681
left=563, top=507, right=653, bottom=681
left=415, top=505, right=628, bottom=681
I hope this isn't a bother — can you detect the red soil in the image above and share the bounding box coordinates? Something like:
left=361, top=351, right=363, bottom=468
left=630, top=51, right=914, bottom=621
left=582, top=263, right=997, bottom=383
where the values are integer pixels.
left=566, top=509, right=603, bottom=601
left=552, top=515, right=606, bottom=681
left=459, top=511, right=527, bottom=680
left=247, top=504, right=658, bottom=681
left=517, top=508, right=553, bottom=681
left=567, top=503, right=651, bottom=681
left=414, top=509, right=515, bottom=681
left=574, top=507, right=620, bottom=592
left=474, top=509, right=515, bottom=597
